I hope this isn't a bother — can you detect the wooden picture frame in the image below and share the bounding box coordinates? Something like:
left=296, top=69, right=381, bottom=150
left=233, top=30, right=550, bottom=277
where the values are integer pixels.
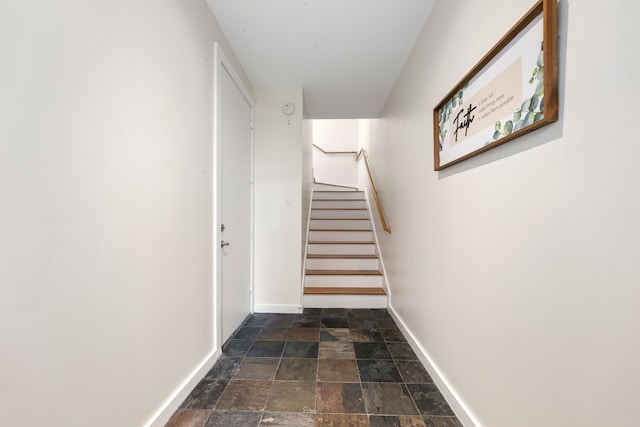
left=433, top=0, right=558, bottom=171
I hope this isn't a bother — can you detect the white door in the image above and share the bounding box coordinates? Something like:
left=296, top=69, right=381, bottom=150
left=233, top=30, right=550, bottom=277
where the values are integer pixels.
left=219, top=60, right=253, bottom=343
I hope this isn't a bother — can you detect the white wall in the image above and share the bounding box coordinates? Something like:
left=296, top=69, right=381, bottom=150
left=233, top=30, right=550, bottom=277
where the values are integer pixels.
left=0, top=1, right=251, bottom=426
left=253, top=88, right=304, bottom=313
left=372, top=1, right=640, bottom=426
left=312, top=119, right=359, bottom=187
left=302, top=115, right=314, bottom=269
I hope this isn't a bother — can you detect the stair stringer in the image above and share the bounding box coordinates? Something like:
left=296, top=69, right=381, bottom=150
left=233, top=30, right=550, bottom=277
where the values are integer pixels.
left=361, top=185, right=392, bottom=302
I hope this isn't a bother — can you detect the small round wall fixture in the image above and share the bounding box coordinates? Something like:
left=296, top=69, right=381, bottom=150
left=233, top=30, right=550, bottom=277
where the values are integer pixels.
left=282, top=102, right=295, bottom=115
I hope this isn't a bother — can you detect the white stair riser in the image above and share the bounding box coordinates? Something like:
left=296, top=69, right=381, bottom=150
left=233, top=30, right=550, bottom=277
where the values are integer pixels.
left=311, top=209, right=369, bottom=219
left=313, top=191, right=364, bottom=200
left=303, top=294, right=387, bottom=309
left=312, top=200, right=366, bottom=209
left=307, top=243, right=376, bottom=255
left=313, top=184, right=356, bottom=192
left=306, top=257, right=380, bottom=270
left=308, top=230, right=373, bottom=242
left=310, top=219, right=371, bottom=230
left=305, top=275, right=383, bottom=287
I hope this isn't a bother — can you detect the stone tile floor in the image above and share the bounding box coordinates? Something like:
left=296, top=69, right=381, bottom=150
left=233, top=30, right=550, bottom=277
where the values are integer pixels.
left=166, top=308, right=463, bottom=427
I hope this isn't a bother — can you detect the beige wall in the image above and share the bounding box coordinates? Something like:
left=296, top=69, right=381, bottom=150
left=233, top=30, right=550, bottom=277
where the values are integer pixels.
left=372, top=1, right=640, bottom=426
left=253, top=88, right=305, bottom=313
left=0, top=0, right=251, bottom=425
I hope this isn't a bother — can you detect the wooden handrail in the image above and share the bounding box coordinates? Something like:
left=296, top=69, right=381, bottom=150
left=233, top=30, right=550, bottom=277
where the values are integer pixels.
left=313, top=144, right=357, bottom=155
left=357, top=149, right=391, bottom=234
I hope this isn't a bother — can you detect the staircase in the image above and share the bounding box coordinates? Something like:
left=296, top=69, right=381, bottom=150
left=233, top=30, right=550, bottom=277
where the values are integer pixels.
left=303, top=184, right=388, bottom=308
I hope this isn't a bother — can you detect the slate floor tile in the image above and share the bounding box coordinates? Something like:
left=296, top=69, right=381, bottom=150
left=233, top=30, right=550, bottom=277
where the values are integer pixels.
left=374, top=317, right=398, bottom=329
left=264, top=314, right=296, bottom=328
left=275, top=358, right=317, bottom=381
left=256, top=327, right=290, bottom=341
left=165, top=409, right=210, bottom=427
left=350, top=328, right=384, bottom=342
left=396, top=361, right=432, bottom=384
left=423, top=416, right=464, bottom=427
left=215, top=380, right=271, bottom=411
left=222, top=340, right=253, bottom=358
left=234, top=357, right=279, bottom=381
left=369, top=415, right=427, bottom=427
left=247, top=341, right=286, bottom=358
left=318, top=342, right=355, bottom=359
left=388, top=343, right=418, bottom=360
left=265, top=381, right=316, bottom=413
left=316, top=382, right=365, bottom=414
left=283, top=341, right=318, bottom=359
left=315, top=414, right=369, bottom=426
left=357, top=359, right=403, bottom=382
left=233, top=326, right=262, bottom=341
left=320, top=328, right=352, bottom=342
left=380, top=328, right=407, bottom=342
left=205, top=356, right=242, bottom=380
left=322, top=308, right=349, bottom=317
left=293, top=316, right=321, bottom=328
left=244, top=313, right=270, bottom=327
left=362, top=383, right=418, bottom=415
left=317, top=358, right=360, bottom=382
left=260, top=412, right=315, bottom=426
left=406, top=384, right=455, bottom=416
left=288, top=327, right=320, bottom=341
left=180, top=379, right=228, bottom=410
left=320, top=317, right=350, bottom=328
left=204, top=411, right=262, bottom=427
left=354, top=342, right=392, bottom=359
left=348, top=318, right=379, bottom=329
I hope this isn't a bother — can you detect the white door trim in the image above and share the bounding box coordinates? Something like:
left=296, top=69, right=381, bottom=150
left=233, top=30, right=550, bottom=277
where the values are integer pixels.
left=212, top=42, right=255, bottom=351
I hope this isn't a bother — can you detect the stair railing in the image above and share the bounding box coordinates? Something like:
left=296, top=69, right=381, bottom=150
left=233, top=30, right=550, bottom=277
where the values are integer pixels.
left=357, top=149, right=391, bottom=234
left=312, top=144, right=357, bottom=156
left=312, top=144, right=391, bottom=234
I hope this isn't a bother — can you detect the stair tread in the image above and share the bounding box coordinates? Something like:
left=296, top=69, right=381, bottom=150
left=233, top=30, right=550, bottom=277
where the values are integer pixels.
left=306, top=254, right=378, bottom=259
left=306, top=269, right=382, bottom=276
left=312, top=208, right=367, bottom=210
left=310, top=217, right=370, bottom=220
left=304, top=287, right=387, bottom=296
left=313, top=200, right=365, bottom=202
left=309, top=229, right=371, bottom=232
left=308, top=241, right=374, bottom=244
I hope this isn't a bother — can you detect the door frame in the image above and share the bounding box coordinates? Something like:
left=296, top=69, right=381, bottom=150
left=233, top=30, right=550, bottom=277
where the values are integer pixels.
left=212, top=42, right=255, bottom=351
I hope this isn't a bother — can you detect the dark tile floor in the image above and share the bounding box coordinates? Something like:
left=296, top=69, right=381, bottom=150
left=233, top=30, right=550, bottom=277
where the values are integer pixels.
left=167, top=309, right=463, bottom=427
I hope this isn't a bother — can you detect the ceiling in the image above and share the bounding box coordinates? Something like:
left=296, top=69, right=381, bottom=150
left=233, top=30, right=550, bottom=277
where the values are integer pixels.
left=206, top=0, right=437, bottom=119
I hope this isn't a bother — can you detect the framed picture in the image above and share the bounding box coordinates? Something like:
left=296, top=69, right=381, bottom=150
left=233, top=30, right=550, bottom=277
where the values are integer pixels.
left=433, top=0, right=558, bottom=171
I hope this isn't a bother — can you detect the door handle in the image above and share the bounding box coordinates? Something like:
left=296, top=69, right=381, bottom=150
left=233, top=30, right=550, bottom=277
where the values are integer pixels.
left=221, top=240, right=230, bottom=248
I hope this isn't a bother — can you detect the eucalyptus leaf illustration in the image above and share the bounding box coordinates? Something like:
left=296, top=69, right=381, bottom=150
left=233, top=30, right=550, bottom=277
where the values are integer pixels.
left=495, top=121, right=501, bottom=131
left=492, top=130, right=501, bottom=140
left=524, top=112, right=536, bottom=126
left=504, top=120, right=513, bottom=135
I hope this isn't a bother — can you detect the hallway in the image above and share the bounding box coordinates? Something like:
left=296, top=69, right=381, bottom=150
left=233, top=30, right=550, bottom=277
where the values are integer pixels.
left=167, top=309, right=462, bottom=426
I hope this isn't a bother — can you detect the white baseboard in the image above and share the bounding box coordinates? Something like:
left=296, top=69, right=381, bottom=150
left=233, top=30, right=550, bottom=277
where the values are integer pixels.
left=146, top=348, right=221, bottom=427
left=253, top=304, right=302, bottom=314
left=387, top=304, right=481, bottom=427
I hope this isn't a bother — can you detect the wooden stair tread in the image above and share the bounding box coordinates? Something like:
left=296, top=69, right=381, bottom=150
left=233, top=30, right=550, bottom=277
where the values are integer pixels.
left=306, top=269, right=382, bottom=276
left=310, top=218, right=370, bottom=220
left=304, top=287, right=387, bottom=296
left=309, top=229, right=371, bottom=232
left=306, top=254, right=378, bottom=259
left=312, top=208, right=367, bottom=210
left=312, top=198, right=365, bottom=201
left=308, top=241, right=374, bottom=245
